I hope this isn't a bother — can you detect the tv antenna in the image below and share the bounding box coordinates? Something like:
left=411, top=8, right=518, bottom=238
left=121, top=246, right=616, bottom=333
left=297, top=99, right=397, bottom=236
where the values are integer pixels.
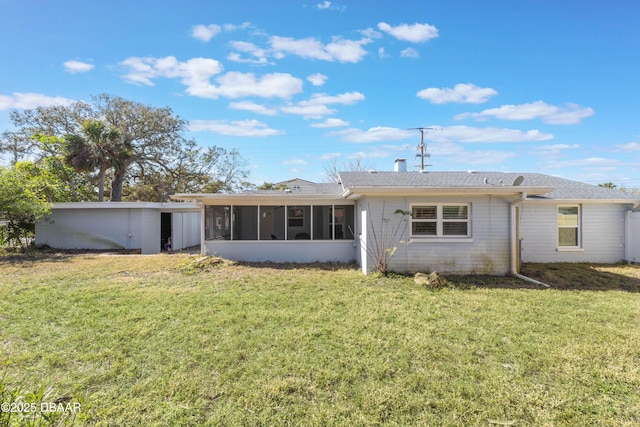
left=408, top=127, right=434, bottom=172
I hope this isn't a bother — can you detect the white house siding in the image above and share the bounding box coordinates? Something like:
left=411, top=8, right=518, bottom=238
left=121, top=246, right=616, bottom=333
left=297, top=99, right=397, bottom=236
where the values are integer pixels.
left=359, top=195, right=512, bottom=274
left=171, top=212, right=201, bottom=250
left=626, top=211, right=640, bottom=263
left=520, top=202, right=632, bottom=263
left=203, top=241, right=356, bottom=263
left=36, top=208, right=148, bottom=252
left=35, top=203, right=200, bottom=255
left=140, top=209, right=161, bottom=254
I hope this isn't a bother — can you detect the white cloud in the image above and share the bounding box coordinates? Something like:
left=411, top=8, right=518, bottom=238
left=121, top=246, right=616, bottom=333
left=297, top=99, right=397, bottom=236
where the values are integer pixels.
left=307, top=73, right=328, bottom=86
left=533, top=143, right=580, bottom=157
left=538, top=144, right=580, bottom=150
left=0, top=92, right=75, bottom=111
left=447, top=149, right=518, bottom=165
left=281, top=91, right=365, bottom=118
left=319, top=152, right=341, bottom=160
left=314, top=1, right=345, bottom=11
left=227, top=41, right=269, bottom=64
left=456, top=101, right=594, bottom=124
left=121, top=56, right=303, bottom=99
left=311, top=118, right=349, bottom=128
left=189, top=119, right=283, bottom=137
left=348, top=144, right=407, bottom=160
left=378, top=47, right=387, bottom=58
left=120, top=56, right=223, bottom=86
left=192, top=24, right=222, bottom=42
left=229, top=101, right=277, bottom=116
left=283, top=158, right=307, bottom=165
left=63, top=60, right=94, bottom=73
left=615, top=142, right=640, bottom=152
left=200, top=71, right=303, bottom=99
left=223, top=22, right=251, bottom=31
left=377, top=22, right=439, bottom=43
left=417, top=83, right=498, bottom=104
left=428, top=126, right=554, bottom=143
left=269, top=35, right=370, bottom=63
left=281, top=103, right=336, bottom=118
left=400, top=48, right=419, bottom=58
left=546, top=157, right=621, bottom=169
left=329, top=127, right=414, bottom=143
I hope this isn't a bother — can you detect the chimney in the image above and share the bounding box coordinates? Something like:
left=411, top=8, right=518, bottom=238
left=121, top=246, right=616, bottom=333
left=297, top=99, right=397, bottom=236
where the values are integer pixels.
left=394, top=158, right=407, bottom=172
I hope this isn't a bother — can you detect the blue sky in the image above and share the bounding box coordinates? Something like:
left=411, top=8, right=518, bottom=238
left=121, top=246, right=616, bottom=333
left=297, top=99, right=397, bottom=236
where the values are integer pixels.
left=1, top=0, right=639, bottom=187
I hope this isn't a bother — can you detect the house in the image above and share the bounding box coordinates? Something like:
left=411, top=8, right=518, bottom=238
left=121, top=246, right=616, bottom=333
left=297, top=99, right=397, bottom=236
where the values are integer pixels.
left=35, top=202, right=200, bottom=254
left=172, top=161, right=640, bottom=274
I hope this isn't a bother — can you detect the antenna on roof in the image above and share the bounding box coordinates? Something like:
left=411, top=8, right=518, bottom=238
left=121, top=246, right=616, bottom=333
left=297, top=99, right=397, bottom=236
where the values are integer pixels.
left=408, top=127, right=434, bottom=172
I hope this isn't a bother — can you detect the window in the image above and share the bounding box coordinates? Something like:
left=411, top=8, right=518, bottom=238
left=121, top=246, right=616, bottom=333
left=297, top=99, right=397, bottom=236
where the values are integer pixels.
left=204, top=204, right=355, bottom=241
left=558, top=206, right=580, bottom=247
left=411, top=204, right=470, bottom=238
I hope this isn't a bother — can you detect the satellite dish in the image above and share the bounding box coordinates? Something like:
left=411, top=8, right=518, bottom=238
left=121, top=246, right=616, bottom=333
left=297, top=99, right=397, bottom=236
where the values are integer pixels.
left=512, top=176, right=524, bottom=186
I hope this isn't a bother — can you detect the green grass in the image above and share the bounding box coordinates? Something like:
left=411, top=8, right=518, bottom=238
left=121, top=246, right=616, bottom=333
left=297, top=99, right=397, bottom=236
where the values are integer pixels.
left=1, top=253, right=639, bottom=426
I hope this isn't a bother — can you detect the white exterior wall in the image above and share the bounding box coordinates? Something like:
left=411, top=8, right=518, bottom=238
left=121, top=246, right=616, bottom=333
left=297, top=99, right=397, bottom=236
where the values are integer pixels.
left=203, top=241, right=356, bottom=263
left=171, top=212, right=201, bottom=250
left=520, top=202, right=631, bottom=263
left=626, top=211, right=640, bottom=263
left=140, top=209, right=161, bottom=254
left=36, top=208, right=150, bottom=252
left=359, top=195, right=512, bottom=274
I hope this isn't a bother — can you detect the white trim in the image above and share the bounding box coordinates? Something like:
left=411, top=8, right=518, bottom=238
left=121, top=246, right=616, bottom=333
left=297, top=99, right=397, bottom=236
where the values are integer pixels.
left=410, top=238, right=473, bottom=243
left=410, top=203, right=471, bottom=239
left=557, top=204, right=581, bottom=249
left=557, top=247, right=585, bottom=252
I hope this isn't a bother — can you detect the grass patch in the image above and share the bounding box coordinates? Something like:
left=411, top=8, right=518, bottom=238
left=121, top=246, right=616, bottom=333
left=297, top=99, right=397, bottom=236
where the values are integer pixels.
left=1, top=253, right=639, bottom=425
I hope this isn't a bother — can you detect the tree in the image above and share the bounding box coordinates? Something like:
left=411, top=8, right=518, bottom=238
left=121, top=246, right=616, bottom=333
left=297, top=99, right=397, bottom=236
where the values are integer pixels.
left=0, top=131, right=29, bottom=165
left=123, top=144, right=251, bottom=201
left=31, top=135, right=94, bottom=202
left=323, top=156, right=374, bottom=183
left=598, top=182, right=617, bottom=189
left=65, top=120, right=126, bottom=201
left=0, top=163, right=51, bottom=248
left=8, top=94, right=251, bottom=201
left=258, top=182, right=289, bottom=190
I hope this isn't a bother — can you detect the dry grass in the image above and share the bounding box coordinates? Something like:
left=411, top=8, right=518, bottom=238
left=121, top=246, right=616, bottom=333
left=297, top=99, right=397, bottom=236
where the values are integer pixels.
left=1, top=252, right=639, bottom=426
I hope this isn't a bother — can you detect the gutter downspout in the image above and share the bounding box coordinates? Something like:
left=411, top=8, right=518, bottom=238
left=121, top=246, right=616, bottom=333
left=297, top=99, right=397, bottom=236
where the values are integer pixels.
left=510, top=192, right=551, bottom=288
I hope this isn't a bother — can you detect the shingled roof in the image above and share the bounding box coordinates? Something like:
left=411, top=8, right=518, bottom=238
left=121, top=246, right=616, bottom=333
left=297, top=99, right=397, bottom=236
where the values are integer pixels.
left=337, top=171, right=639, bottom=201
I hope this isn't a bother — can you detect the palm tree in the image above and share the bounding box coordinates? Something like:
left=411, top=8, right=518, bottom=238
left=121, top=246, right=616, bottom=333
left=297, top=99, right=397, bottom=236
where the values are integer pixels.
left=598, top=182, right=617, bottom=189
left=65, top=120, right=121, bottom=201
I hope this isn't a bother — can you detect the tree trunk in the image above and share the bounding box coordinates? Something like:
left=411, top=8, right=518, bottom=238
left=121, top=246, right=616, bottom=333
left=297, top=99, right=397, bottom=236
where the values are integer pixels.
left=98, top=168, right=107, bottom=202
left=110, top=169, right=126, bottom=201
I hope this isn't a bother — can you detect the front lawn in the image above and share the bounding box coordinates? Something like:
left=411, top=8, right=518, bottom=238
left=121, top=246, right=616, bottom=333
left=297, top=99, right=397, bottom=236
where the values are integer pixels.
left=1, top=253, right=639, bottom=426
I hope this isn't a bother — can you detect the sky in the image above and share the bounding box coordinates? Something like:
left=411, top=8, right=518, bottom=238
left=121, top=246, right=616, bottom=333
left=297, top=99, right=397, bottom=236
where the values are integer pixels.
left=1, top=0, right=639, bottom=187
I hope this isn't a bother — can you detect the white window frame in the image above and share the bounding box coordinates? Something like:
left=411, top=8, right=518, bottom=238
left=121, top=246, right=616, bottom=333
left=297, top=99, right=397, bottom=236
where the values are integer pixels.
left=410, top=203, right=472, bottom=242
left=557, top=205, right=582, bottom=251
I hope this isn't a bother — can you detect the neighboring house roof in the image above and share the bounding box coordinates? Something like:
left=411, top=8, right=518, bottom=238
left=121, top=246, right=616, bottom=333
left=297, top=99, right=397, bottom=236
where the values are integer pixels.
left=173, top=181, right=343, bottom=202
left=338, top=171, right=639, bottom=202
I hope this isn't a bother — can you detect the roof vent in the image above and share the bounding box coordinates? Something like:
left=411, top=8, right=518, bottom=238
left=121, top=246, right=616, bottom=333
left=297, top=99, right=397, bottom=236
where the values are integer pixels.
left=368, top=169, right=377, bottom=173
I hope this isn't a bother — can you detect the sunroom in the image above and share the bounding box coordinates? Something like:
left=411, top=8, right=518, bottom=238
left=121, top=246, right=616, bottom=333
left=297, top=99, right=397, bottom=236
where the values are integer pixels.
left=172, top=188, right=358, bottom=264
